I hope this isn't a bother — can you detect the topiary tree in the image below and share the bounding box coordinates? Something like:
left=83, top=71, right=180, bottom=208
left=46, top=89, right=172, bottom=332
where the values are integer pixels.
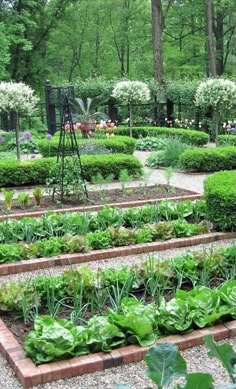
left=111, top=80, right=151, bottom=136
left=195, top=79, right=236, bottom=144
left=0, top=82, right=39, bottom=159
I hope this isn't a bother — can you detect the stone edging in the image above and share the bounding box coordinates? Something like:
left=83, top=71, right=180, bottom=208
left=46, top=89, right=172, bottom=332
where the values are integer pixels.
left=0, top=232, right=235, bottom=276
left=0, top=318, right=236, bottom=388
left=0, top=194, right=202, bottom=221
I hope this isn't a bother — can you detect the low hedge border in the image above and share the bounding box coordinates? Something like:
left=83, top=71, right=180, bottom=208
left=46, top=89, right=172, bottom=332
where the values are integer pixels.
left=0, top=232, right=234, bottom=276
left=38, top=136, right=136, bottom=157
left=0, top=317, right=234, bottom=388
left=0, top=154, right=142, bottom=187
left=115, top=126, right=209, bottom=146
left=204, top=171, right=236, bottom=231
left=0, top=194, right=202, bottom=222
left=218, top=134, right=236, bottom=146
left=179, top=146, right=236, bottom=172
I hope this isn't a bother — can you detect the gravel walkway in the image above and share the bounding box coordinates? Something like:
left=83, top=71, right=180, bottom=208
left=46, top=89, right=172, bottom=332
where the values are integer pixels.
left=0, top=238, right=235, bottom=286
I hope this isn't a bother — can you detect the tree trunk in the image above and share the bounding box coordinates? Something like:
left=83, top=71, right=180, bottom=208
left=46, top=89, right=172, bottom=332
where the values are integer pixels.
left=205, top=0, right=217, bottom=77
left=151, top=0, right=164, bottom=83
left=214, top=10, right=224, bottom=76
left=129, top=104, right=133, bottom=137
left=15, top=112, right=20, bottom=160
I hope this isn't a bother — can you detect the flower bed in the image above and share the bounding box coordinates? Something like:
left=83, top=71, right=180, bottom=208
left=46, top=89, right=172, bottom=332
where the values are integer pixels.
left=115, top=126, right=209, bottom=146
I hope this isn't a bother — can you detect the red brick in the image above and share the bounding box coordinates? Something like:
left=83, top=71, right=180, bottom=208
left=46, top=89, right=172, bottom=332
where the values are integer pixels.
left=224, top=321, right=236, bottom=337
left=38, top=363, right=54, bottom=384
left=110, top=349, right=123, bottom=367
left=68, top=355, right=96, bottom=376
left=119, top=345, right=144, bottom=364
left=181, top=331, right=204, bottom=348
left=97, top=352, right=113, bottom=369
left=52, top=360, right=72, bottom=379
left=199, top=324, right=229, bottom=341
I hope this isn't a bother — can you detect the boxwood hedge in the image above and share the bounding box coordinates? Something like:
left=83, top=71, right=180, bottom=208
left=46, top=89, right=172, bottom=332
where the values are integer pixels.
left=204, top=171, right=236, bottom=231
left=0, top=154, right=142, bottom=187
left=38, top=136, right=136, bottom=157
left=115, top=126, right=209, bottom=146
left=218, top=134, right=236, bottom=146
left=179, top=146, right=236, bottom=172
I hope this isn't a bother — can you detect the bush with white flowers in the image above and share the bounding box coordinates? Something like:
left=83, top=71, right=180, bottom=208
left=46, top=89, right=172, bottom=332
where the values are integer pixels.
left=0, top=82, right=39, bottom=159
left=112, top=81, right=150, bottom=136
left=0, top=82, right=39, bottom=115
left=195, top=79, right=236, bottom=114
left=195, top=79, right=236, bottom=143
left=112, top=80, right=151, bottom=105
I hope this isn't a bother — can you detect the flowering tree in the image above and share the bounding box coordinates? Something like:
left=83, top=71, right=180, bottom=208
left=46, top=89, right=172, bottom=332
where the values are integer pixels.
left=111, top=81, right=151, bottom=136
left=195, top=79, right=236, bottom=143
left=0, top=82, right=39, bottom=159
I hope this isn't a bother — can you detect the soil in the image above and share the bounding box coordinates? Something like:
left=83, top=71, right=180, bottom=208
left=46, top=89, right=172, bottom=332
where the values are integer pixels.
left=0, top=185, right=196, bottom=215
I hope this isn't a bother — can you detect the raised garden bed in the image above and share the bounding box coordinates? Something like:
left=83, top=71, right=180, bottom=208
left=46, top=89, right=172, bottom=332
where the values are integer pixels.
left=0, top=232, right=235, bottom=276
left=1, top=243, right=236, bottom=387
left=0, top=184, right=197, bottom=217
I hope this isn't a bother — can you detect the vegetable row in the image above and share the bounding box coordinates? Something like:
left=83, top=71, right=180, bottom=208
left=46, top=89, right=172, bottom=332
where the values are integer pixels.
left=0, top=219, right=208, bottom=263
left=25, top=279, right=236, bottom=365
left=0, top=200, right=206, bottom=244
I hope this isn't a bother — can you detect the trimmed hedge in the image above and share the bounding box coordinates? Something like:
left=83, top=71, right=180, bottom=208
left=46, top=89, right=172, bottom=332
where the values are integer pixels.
left=179, top=146, right=236, bottom=172
left=218, top=134, right=236, bottom=146
left=204, top=171, right=236, bottom=231
left=0, top=154, right=142, bottom=187
left=115, top=126, right=209, bottom=146
left=38, top=136, right=136, bottom=157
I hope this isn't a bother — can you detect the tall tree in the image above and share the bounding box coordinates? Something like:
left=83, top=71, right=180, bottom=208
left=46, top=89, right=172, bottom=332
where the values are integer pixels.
left=151, top=0, right=164, bottom=83
left=205, top=0, right=217, bottom=76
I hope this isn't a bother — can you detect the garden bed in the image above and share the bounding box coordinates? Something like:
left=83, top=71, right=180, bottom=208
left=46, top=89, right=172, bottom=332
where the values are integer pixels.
left=0, top=185, right=198, bottom=217
left=0, top=232, right=235, bottom=276
left=2, top=243, right=236, bottom=387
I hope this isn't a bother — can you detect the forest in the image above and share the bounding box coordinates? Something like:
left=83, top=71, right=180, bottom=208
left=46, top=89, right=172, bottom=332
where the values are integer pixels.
left=0, top=0, right=236, bottom=95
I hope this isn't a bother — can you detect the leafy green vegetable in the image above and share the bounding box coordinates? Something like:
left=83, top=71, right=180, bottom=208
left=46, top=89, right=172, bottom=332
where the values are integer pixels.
left=145, top=342, right=187, bottom=388
left=204, top=335, right=236, bottom=383
left=157, top=296, right=193, bottom=333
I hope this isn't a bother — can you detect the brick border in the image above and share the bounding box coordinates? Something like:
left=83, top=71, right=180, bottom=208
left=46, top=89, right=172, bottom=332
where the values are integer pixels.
left=0, top=318, right=236, bottom=388
left=0, top=194, right=202, bottom=221
left=0, top=231, right=235, bottom=276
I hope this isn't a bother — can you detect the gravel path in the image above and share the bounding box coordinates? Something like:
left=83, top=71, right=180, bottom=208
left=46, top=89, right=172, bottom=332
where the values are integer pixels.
left=0, top=238, right=235, bottom=286
left=134, top=151, right=208, bottom=194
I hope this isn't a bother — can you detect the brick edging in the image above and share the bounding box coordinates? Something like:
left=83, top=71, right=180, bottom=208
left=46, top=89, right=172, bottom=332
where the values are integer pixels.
left=0, top=318, right=236, bottom=388
left=0, top=194, right=202, bottom=221
left=0, top=232, right=235, bottom=276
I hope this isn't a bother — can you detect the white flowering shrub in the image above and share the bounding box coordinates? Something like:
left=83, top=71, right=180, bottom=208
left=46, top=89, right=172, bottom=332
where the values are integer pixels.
left=195, top=79, right=236, bottom=115
left=0, top=82, right=39, bottom=114
left=112, top=81, right=151, bottom=104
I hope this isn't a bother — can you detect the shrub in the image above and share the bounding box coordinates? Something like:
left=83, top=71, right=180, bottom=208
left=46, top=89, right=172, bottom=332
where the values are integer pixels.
left=115, top=126, right=209, bottom=146
left=135, top=137, right=167, bottom=151
left=204, top=171, right=236, bottom=231
left=0, top=154, right=142, bottom=187
left=179, top=146, right=236, bottom=172
left=218, top=134, right=236, bottom=146
left=147, top=138, right=191, bottom=168
left=38, top=136, right=136, bottom=157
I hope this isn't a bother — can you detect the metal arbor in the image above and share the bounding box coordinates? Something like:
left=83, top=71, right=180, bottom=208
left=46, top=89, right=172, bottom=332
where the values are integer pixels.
left=51, top=95, right=88, bottom=202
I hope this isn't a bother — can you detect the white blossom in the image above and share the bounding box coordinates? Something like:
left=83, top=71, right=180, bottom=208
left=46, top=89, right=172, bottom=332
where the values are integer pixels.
left=111, top=81, right=151, bottom=104
left=0, top=82, right=39, bottom=115
left=195, top=79, right=236, bottom=113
